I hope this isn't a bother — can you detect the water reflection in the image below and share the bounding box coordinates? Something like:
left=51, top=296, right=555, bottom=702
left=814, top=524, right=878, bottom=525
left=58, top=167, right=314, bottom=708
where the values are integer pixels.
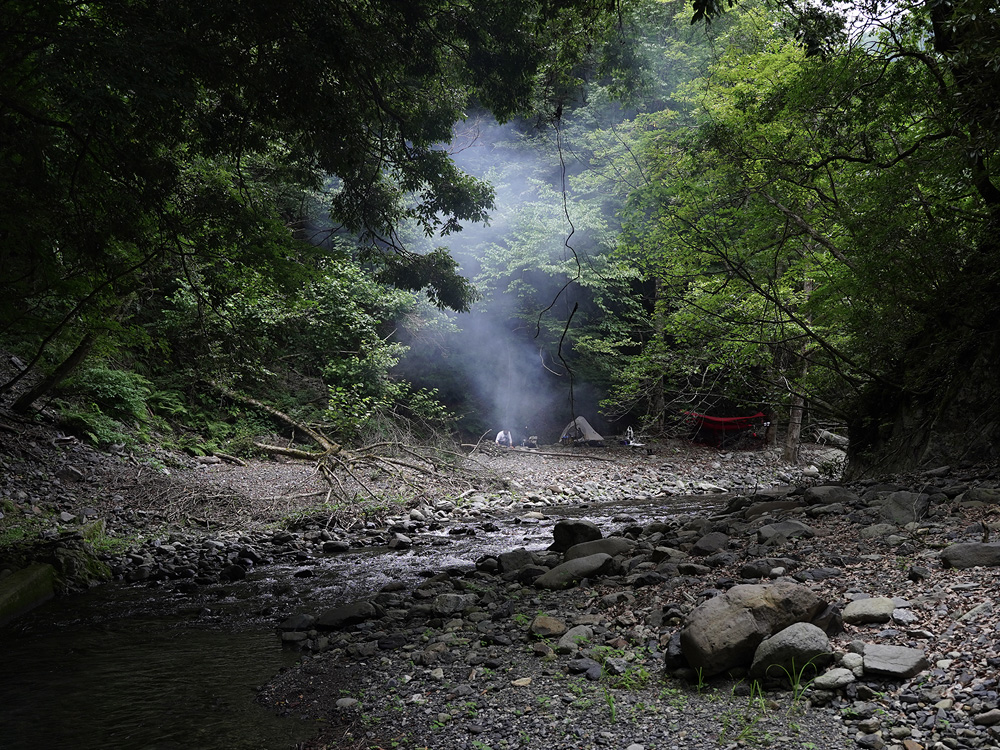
left=1, top=612, right=312, bottom=750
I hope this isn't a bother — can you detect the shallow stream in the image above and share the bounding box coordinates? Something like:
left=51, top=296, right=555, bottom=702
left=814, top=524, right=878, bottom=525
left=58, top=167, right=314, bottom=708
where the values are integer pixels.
left=0, top=492, right=723, bottom=749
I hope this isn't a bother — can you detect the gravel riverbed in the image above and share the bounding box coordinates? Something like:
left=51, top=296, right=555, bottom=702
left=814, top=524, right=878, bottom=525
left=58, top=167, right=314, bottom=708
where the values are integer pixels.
left=3, top=424, right=1000, bottom=750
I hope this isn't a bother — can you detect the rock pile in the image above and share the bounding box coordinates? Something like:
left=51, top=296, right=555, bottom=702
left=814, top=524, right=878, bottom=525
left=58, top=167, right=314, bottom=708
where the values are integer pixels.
left=262, top=466, right=1000, bottom=750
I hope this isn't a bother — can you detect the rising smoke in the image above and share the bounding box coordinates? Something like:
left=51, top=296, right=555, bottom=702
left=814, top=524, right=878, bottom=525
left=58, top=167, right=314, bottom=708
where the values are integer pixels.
left=392, top=115, right=615, bottom=443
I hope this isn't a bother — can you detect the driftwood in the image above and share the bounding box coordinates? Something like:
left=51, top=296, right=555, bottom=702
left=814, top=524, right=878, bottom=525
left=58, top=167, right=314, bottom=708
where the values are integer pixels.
left=213, top=383, right=501, bottom=502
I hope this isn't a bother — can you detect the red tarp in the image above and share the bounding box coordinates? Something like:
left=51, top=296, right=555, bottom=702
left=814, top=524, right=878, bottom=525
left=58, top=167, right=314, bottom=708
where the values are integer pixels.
left=685, top=412, right=765, bottom=433
left=684, top=411, right=766, bottom=447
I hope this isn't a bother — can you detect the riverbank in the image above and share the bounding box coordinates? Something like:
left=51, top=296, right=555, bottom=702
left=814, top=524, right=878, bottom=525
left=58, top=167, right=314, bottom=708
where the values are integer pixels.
left=254, top=456, right=1000, bottom=750
left=3, top=418, right=1000, bottom=750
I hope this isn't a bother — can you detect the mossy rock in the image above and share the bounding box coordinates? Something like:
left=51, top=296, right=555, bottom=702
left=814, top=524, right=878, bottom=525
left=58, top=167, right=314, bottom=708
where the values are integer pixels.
left=46, top=544, right=112, bottom=592
left=0, top=563, right=56, bottom=625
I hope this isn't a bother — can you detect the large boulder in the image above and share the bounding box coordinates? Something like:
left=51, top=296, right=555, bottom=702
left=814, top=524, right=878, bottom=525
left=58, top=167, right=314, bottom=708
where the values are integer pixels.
left=564, top=537, right=635, bottom=561
left=876, top=491, right=929, bottom=525
left=551, top=519, right=602, bottom=553
left=803, top=485, right=861, bottom=506
left=750, top=622, right=832, bottom=680
left=679, top=582, right=828, bottom=677
left=940, top=542, right=1000, bottom=568
left=316, top=600, right=383, bottom=630
left=497, top=547, right=535, bottom=573
left=0, top=563, right=56, bottom=625
left=534, top=553, right=613, bottom=589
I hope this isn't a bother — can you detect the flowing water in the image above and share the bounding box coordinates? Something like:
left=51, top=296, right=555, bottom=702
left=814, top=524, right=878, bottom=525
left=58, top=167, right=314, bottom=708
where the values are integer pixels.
left=0, top=492, right=724, bottom=749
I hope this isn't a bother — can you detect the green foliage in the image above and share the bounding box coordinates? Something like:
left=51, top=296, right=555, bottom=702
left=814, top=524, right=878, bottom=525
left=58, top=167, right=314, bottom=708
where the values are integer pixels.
left=60, top=367, right=152, bottom=426
left=1, top=0, right=638, bottom=431
left=54, top=403, right=134, bottom=447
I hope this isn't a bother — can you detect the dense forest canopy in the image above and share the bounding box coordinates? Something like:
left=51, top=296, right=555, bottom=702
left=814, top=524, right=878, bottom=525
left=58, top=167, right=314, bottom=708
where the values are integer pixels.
left=1, top=0, right=998, bottom=475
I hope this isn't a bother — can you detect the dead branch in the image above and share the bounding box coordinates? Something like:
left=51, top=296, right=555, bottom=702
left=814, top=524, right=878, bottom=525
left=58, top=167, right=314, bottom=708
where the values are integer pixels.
left=212, top=386, right=509, bottom=505
left=253, top=442, right=324, bottom=460
left=213, top=382, right=340, bottom=454
left=214, top=452, right=247, bottom=467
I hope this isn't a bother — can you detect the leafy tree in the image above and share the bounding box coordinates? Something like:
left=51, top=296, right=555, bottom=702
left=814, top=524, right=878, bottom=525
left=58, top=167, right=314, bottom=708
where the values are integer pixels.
left=0, top=0, right=630, bottom=416
left=620, top=0, right=1000, bottom=471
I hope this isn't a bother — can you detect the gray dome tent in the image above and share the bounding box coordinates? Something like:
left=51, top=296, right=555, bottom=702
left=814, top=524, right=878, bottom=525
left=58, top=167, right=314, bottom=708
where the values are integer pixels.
left=560, top=416, right=604, bottom=446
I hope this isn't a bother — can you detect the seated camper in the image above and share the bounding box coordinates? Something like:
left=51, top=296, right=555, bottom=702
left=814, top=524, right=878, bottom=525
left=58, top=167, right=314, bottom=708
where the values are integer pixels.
left=495, top=429, right=513, bottom=447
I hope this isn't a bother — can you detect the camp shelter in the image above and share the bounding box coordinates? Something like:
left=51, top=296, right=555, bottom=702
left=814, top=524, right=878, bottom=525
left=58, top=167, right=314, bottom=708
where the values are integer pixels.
left=684, top=411, right=765, bottom=448
left=560, top=416, right=604, bottom=446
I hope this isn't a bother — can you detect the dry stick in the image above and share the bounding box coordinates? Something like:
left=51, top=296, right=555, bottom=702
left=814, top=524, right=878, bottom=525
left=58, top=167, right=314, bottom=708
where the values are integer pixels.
left=253, top=442, right=323, bottom=460
left=376, top=456, right=435, bottom=475
left=213, top=382, right=340, bottom=454
left=465, top=430, right=494, bottom=455
left=431, top=446, right=493, bottom=473
left=325, top=456, right=379, bottom=502
left=214, top=452, right=247, bottom=467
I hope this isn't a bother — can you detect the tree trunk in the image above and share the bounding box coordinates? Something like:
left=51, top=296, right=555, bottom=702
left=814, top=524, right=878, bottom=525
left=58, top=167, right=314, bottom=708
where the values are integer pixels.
left=11, top=331, right=97, bottom=414
left=765, top=408, right=779, bottom=448
left=650, top=279, right=667, bottom=430
left=783, top=389, right=805, bottom=464
left=782, top=278, right=813, bottom=463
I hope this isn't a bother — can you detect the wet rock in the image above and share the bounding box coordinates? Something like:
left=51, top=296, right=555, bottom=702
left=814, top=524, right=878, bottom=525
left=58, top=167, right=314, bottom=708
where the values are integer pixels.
left=220, top=563, right=247, bottom=581
left=564, top=537, right=635, bottom=561
left=497, top=547, right=534, bottom=573
left=533, top=553, right=613, bottom=590
left=316, top=600, right=382, bottom=630
left=278, top=613, right=316, bottom=631
left=46, top=544, right=112, bottom=591
left=388, top=533, right=412, bottom=549
left=551, top=519, right=602, bottom=552
left=0, top=563, right=56, bottom=624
